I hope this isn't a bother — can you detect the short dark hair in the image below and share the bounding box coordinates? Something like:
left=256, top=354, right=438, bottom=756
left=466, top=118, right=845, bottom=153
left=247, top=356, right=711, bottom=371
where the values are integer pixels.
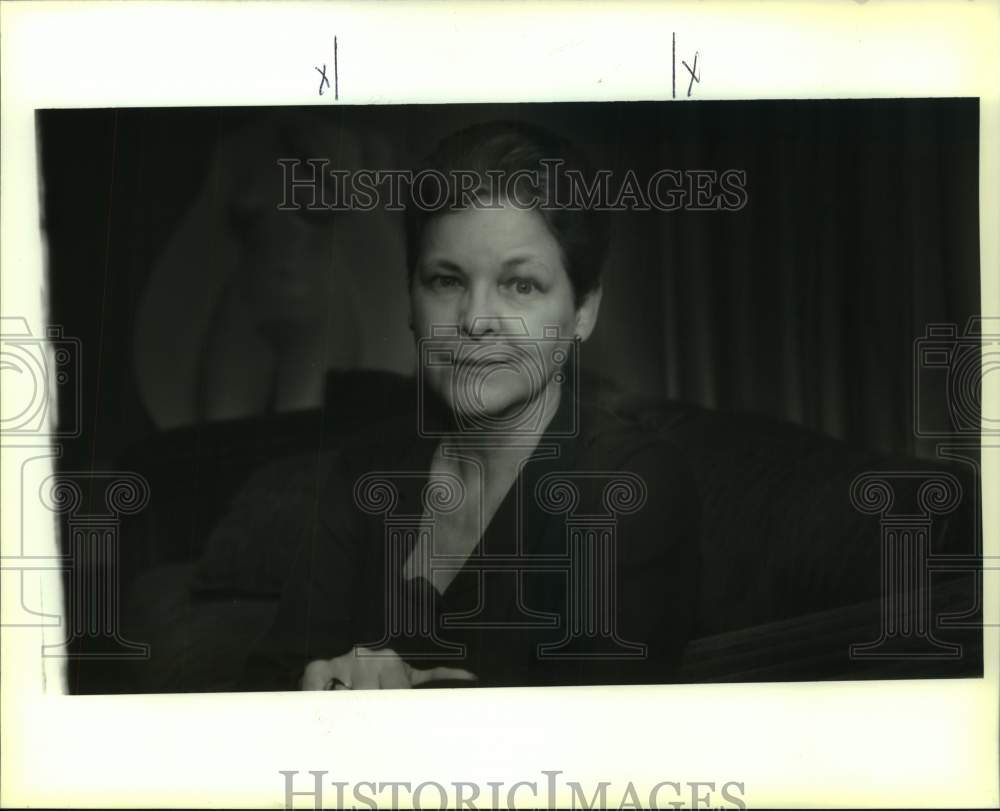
left=404, top=120, right=610, bottom=305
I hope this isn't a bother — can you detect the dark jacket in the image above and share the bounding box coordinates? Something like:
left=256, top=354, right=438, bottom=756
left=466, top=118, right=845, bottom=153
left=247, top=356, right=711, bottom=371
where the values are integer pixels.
left=241, top=381, right=701, bottom=690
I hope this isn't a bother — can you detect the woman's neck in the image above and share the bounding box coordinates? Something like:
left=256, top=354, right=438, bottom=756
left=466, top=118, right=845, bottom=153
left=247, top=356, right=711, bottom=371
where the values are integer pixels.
left=440, top=376, right=563, bottom=484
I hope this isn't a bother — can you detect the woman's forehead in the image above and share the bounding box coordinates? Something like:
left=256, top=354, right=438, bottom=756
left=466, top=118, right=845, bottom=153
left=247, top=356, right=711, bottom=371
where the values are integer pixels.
left=419, top=205, right=562, bottom=267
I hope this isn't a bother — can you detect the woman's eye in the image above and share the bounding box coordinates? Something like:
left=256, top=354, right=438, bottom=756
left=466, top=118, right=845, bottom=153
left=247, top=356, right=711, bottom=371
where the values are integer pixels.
left=507, top=277, right=540, bottom=295
left=430, top=275, right=462, bottom=291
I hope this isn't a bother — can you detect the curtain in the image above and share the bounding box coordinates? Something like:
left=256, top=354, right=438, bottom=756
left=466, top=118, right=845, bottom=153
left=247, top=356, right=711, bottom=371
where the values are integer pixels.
left=41, top=99, right=981, bottom=468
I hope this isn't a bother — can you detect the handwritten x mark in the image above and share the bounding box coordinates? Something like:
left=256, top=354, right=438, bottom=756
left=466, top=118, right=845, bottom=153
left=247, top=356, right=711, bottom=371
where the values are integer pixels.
left=315, top=64, right=331, bottom=96
left=681, top=52, right=700, bottom=97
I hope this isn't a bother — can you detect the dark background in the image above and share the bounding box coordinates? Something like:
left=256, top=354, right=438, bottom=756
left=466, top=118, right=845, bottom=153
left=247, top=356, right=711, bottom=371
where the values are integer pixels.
left=39, top=99, right=980, bottom=473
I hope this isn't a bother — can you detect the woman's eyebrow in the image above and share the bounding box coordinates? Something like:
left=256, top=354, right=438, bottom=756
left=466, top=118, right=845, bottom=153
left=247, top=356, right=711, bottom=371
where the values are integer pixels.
left=501, top=255, right=551, bottom=273
left=421, top=258, right=465, bottom=274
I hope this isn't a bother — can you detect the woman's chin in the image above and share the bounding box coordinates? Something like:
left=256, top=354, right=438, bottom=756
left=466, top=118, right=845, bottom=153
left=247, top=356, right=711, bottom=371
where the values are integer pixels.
left=446, top=387, right=546, bottom=432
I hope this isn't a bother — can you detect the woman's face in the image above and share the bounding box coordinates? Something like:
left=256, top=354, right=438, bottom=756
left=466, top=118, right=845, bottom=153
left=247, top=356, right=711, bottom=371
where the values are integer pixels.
left=410, top=202, right=601, bottom=431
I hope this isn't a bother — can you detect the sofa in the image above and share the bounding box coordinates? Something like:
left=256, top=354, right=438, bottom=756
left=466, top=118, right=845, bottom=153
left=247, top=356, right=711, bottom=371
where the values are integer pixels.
left=72, top=370, right=981, bottom=693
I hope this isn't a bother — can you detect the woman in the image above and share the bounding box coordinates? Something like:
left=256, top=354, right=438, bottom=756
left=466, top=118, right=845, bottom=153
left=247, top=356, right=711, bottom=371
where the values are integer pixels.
left=242, top=120, right=701, bottom=690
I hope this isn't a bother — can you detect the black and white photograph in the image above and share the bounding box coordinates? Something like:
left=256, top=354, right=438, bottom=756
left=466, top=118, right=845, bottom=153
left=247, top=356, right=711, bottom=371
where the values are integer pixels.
left=2, top=2, right=997, bottom=809
left=34, top=98, right=984, bottom=694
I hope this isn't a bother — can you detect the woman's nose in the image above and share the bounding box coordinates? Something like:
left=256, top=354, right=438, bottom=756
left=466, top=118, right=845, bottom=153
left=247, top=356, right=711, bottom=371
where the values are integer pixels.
left=459, top=285, right=505, bottom=337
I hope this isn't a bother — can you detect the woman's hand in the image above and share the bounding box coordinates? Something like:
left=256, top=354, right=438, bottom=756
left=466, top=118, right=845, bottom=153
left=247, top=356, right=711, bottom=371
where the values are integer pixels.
left=300, top=647, right=477, bottom=690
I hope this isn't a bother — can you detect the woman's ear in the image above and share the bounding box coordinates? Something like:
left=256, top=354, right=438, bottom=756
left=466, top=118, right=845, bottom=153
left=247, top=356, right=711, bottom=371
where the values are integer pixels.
left=573, top=285, right=603, bottom=342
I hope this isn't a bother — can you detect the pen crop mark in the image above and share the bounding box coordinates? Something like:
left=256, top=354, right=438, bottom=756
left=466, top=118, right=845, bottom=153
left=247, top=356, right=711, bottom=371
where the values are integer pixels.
left=672, top=32, right=676, bottom=98
left=316, top=37, right=339, bottom=99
